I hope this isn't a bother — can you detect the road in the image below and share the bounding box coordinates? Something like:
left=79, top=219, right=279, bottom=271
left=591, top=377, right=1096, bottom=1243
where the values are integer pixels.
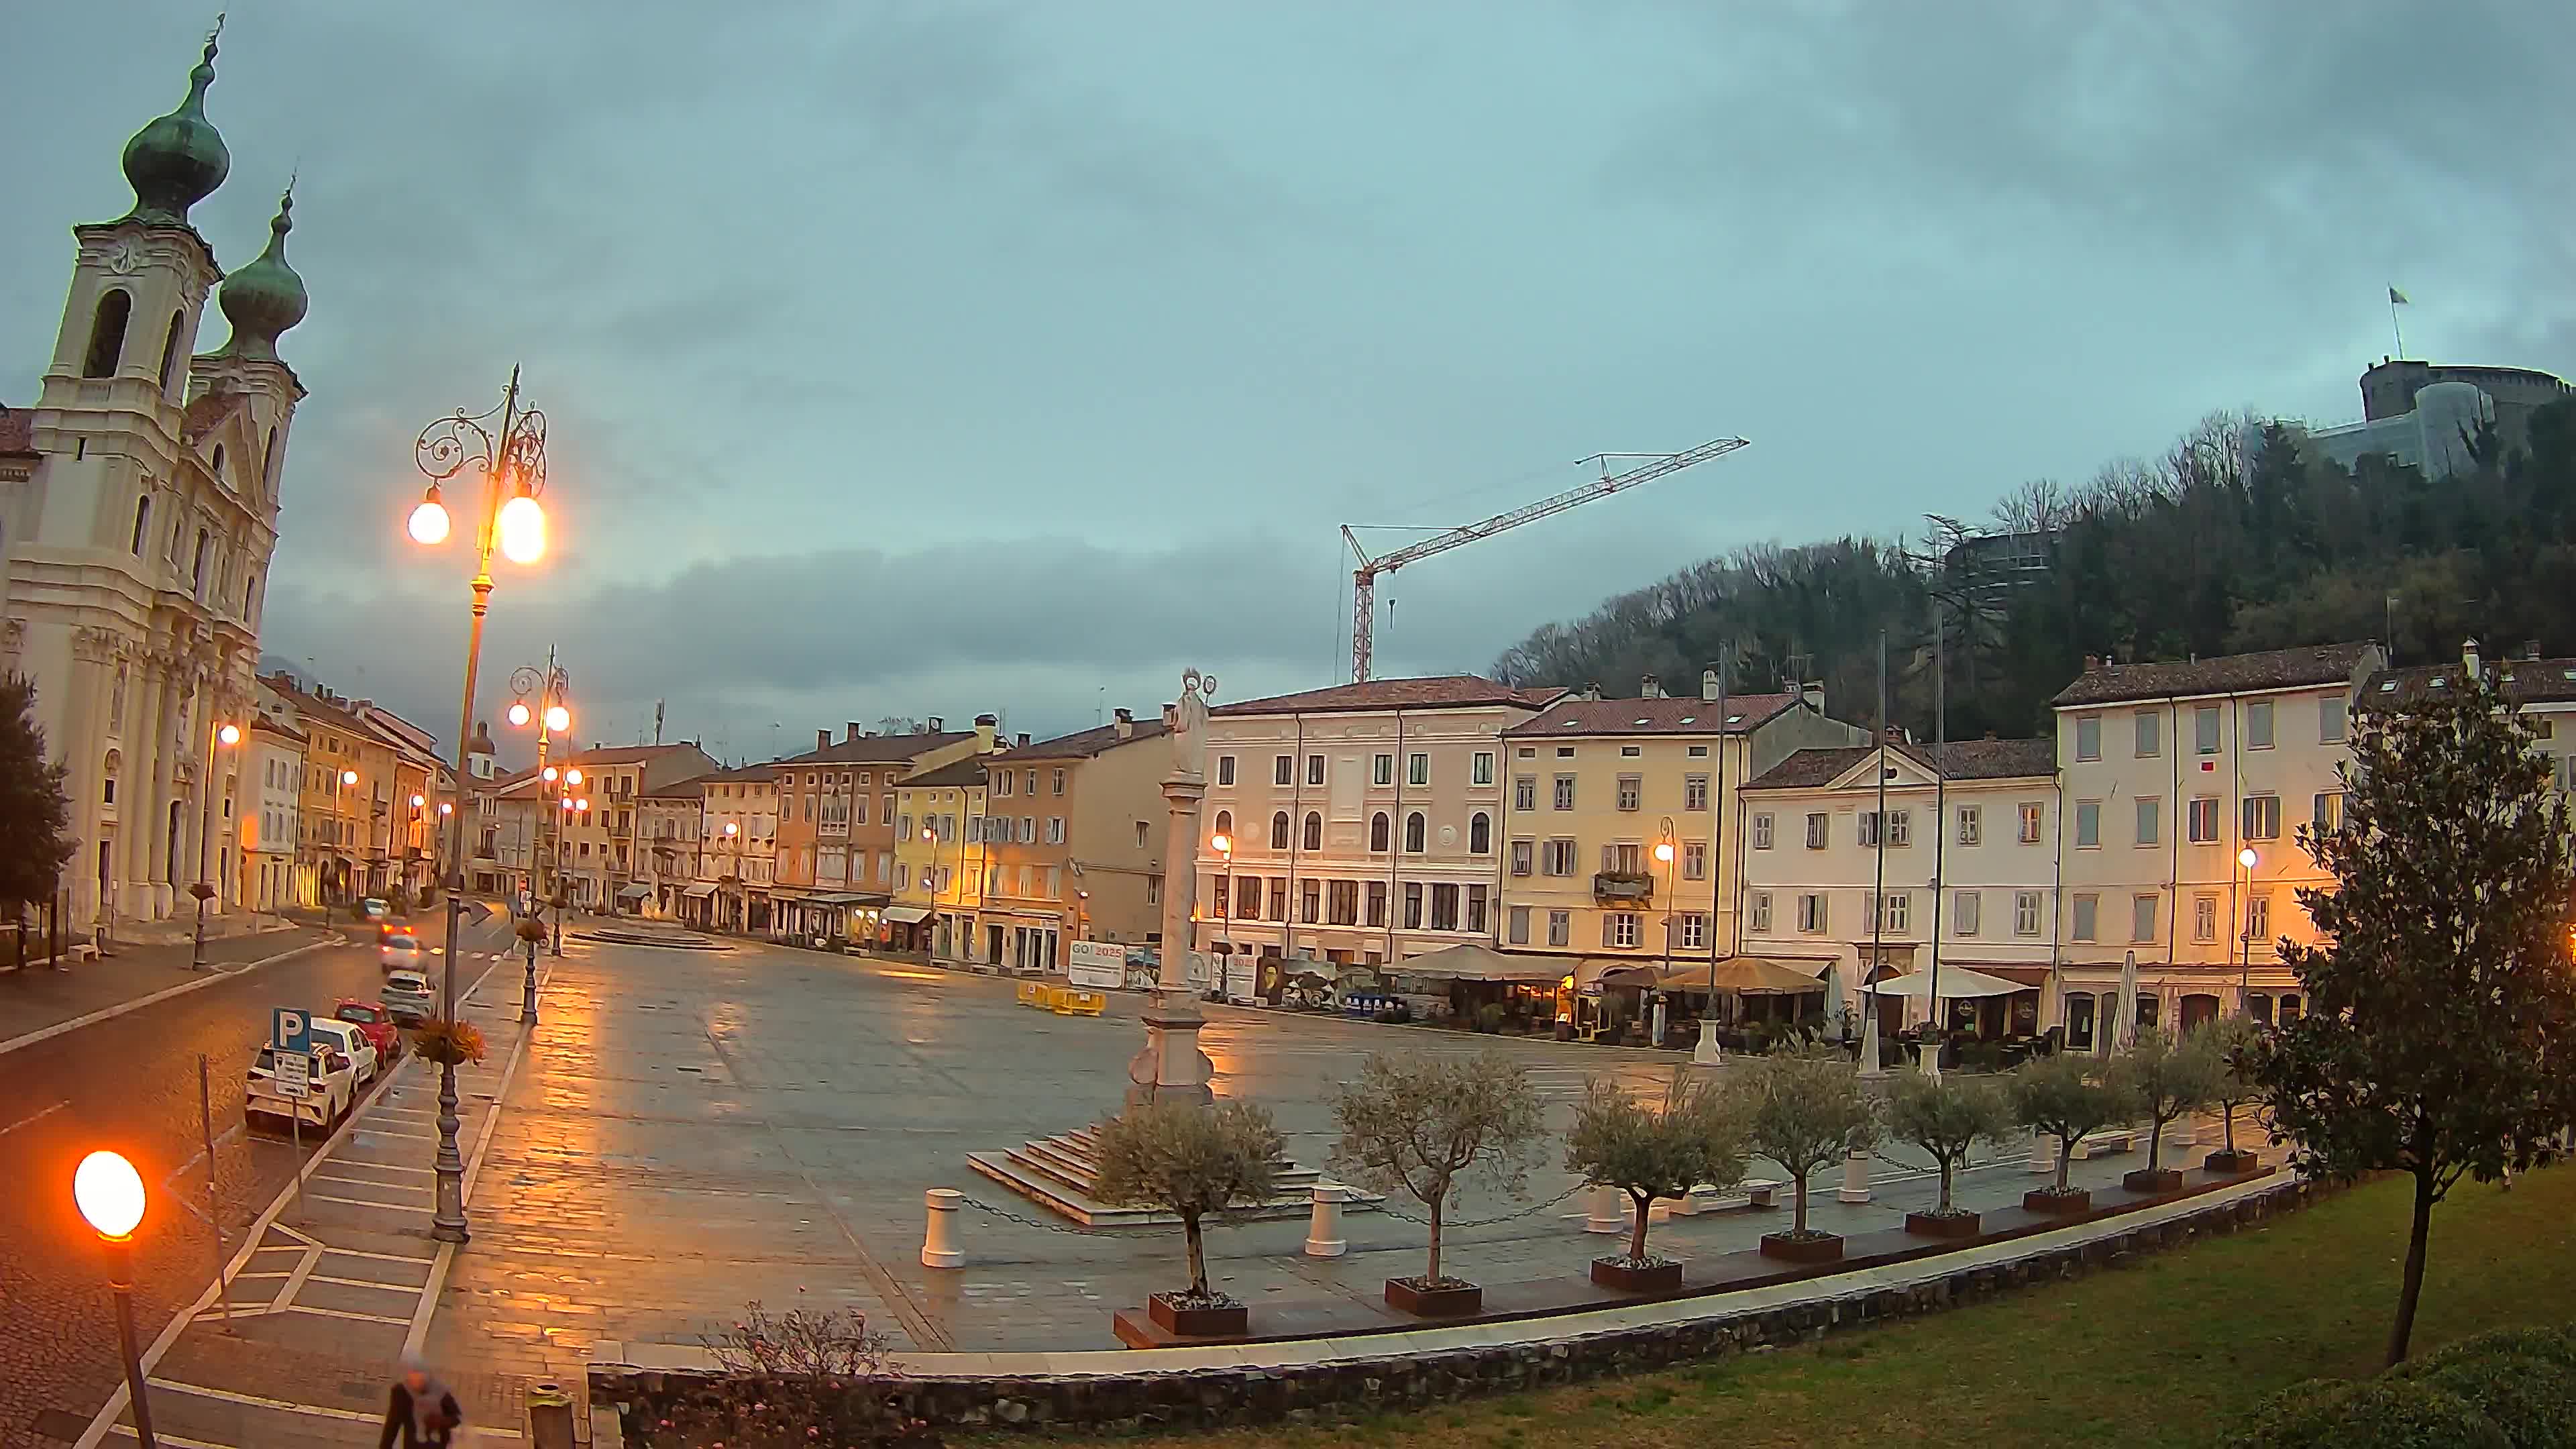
left=0, top=909, right=517, bottom=1448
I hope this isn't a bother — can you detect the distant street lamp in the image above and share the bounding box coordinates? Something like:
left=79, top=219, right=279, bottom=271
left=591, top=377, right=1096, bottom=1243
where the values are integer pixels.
left=74, top=1150, right=156, bottom=1449
left=191, top=722, right=242, bottom=971
left=509, top=658, right=571, bottom=959
left=409, top=368, right=551, bottom=1246
left=2239, top=846, right=2260, bottom=1009
left=1211, top=831, right=1234, bottom=969
left=1654, top=821, right=1677, bottom=1046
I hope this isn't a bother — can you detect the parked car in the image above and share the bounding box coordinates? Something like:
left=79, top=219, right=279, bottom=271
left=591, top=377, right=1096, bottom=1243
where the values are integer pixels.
left=246, top=1044, right=356, bottom=1130
left=304, top=1017, right=382, bottom=1085
left=360, top=896, right=391, bottom=920
left=380, top=930, right=425, bottom=972
left=381, top=971, right=435, bottom=1024
left=333, top=999, right=403, bottom=1065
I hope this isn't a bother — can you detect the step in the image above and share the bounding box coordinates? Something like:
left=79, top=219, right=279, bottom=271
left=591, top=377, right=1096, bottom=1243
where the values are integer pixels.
left=965, top=1151, right=1358, bottom=1228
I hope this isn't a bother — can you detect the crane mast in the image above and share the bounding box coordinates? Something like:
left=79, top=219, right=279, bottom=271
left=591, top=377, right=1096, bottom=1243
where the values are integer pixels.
left=1345, top=436, right=1750, bottom=682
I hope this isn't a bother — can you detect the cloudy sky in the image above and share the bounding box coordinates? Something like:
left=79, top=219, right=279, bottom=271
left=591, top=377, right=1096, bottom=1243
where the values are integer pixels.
left=6, top=2, right=2567, bottom=764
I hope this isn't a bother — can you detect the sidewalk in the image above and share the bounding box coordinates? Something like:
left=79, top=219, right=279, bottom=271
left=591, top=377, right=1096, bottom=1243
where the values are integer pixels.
left=0, top=924, right=331, bottom=1056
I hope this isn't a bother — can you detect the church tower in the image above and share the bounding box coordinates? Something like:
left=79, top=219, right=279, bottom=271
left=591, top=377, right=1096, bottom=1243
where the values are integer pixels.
left=2, top=23, right=311, bottom=930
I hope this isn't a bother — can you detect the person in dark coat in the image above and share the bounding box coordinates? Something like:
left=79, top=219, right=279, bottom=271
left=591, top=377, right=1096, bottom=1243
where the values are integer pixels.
left=380, top=1353, right=464, bottom=1449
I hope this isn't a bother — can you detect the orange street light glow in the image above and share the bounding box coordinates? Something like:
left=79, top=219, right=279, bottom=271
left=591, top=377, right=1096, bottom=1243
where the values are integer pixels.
left=564, top=767, right=583, bottom=786
left=507, top=702, right=532, bottom=727
left=496, top=492, right=546, bottom=565
left=74, top=1150, right=145, bottom=1240
left=215, top=723, right=241, bottom=747
left=406, top=490, right=451, bottom=545
left=545, top=705, right=571, bottom=733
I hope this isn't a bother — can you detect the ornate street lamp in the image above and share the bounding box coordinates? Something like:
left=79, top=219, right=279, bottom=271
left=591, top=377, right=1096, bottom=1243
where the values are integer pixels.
left=408, top=368, right=549, bottom=1245
left=75, top=1150, right=156, bottom=1448
left=506, top=657, right=572, bottom=962
left=191, top=722, right=241, bottom=970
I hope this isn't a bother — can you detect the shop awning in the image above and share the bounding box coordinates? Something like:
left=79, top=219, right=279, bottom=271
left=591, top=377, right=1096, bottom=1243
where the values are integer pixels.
left=1597, top=957, right=1827, bottom=995
left=1868, top=965, right=2027, bottom=1000
left=680, top=883, right=718, bottom=899
left=1386, top=943, right=1568, bottom=983
left=883, top=905, right=932, bottom=924
left=616, top=883, right=651, bottom=900
left=809, top=892, right=883, bottom=907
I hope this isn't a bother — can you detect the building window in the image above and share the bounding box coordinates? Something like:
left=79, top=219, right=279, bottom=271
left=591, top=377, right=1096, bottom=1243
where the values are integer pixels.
left=1432, top=883, right=1460, bottom=930
left=1274, top=755, right=1293, bottom=786
left=1542, top=838, right=1576, bottom=875
left=2196, top=705, right=2221, bottom=755
left=1216, top=755, right=1236, bottom=786
left=1408, top=752, right=1430, bottom=787
left=1547, top=910, right=1570, bottom=947
left=1508, top=905, right=1531, bottom=945
left=1886, top=810, right=1911, bottom=846
left=1328, top=880, right=1358, bottom=925
left=1953, top=890, right=1980, bottom=936
left=1621, top=745, right=1641, bottom=759
left=2189, top=796, right=2220, bottom=843
left=1684, top=774, right=1709, bottom=810
left=1301, top=879, right=1321, bottom=924
left=1472, top=751, right=1494, bottom=786
left=129, top=494, right=151, bottom=555
left=2194, top=893, right=2218, bottom=943
left=1270, top=811, right=1290, bottom=849
left=2313, top=791, right=2344, bottom=831
left=2014, top=890, right=2041, bottom=936
left=1396, top=811, right=1421, bottom=852
left=1617, top=775, right=1641, bottom=812
left=1240, top=877, right=1265, bottom=917
left=1046, top=817, right=1065, bottom=844
left=1878, top=891, right=1909, bottom=933
left=1051, top=769, right=1065, bottom=795
left=1366, top=880, right=1387, bottom=926
left=2243, top=794, right=2281, bottom=841
left=1682, top=841, right=1706, bottom=880
left=2075, top=800, right=2100, bottom=848
left=2320, top=697, right=2347, bottom=744
left=1212, top=809, right=1232, bottom=846
left=2067, top=993, right=2097, bottom=1051
left=1307, top=754, right=1326, bottom=786
left=2247, top=891, right=2271, bottom=942
left=1212, top=875, right=1231, bottom=918
left=1552, top=775, right=1576, bottom=810
left=1752, top=813, right=1774, bottom=849
left=1403, top=882, right=1423, bottom=928
left=1303, top=811, right=1323, bottom=851
left=1370, top=812, right=1390, bottom=853
left=1796, top=893, right=1827, bottom=933
left=2131, top=894, right=2159, bottom=943
left=84, top=288, right=131, bottom=377
left=1606, top=912, right=1640, bottom=948
left=996, top=772, right=1012, bottom=798
left=2018, top=802, right=2043, bottom=843
left=1957, top=805, right=1980, bottom=845
left=2245, top=700, right=2275, bottom=750
left=1679, top=912, right=1707, bottom=950
left=1805, top=812, right=1829, bottom=849
left=1858, top=811, right=1880, bottom=847
left=2135, top=709, right=2161, bottom=758
left=1513, top=775, right=1536, bottom=810
left=2075, top=715, right=2101, bottom=761
left=1510, top=839, right=1533, bottom=876
left=1749, top=892, right=1772, bottom=933
left=2135, top=797, right=2160, bottom=846
left=1373, top=753, right=1394, bottom=786
left=1468, top=812, right=1491, bottom=854
left=2072, top=894, right=2098, bottom=943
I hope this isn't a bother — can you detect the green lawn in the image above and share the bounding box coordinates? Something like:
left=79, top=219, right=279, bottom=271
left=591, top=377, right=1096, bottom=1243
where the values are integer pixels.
left=1001, top=1165, right=2576, bottom=1449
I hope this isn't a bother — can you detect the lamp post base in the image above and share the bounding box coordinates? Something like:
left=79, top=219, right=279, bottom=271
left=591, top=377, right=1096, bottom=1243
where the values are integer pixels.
left=521, top=945, right=538, bottom=1026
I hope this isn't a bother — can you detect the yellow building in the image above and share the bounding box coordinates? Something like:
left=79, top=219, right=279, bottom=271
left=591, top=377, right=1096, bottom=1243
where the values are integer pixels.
left=1495, top=675, right=1864, bottom=987
left=892, top=752, right=994, bottom=961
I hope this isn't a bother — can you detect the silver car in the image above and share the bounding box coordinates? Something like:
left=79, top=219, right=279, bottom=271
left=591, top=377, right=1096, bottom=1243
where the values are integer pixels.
left=382, top=969, right=435, bottom=1024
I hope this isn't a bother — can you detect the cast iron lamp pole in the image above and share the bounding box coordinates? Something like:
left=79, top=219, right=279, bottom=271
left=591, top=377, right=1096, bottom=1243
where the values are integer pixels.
left=408, top=367, right=551, bottom=1244
left=75, top=1150, right=156, bottom=1449
left=190, top=721, right=241, bottom=969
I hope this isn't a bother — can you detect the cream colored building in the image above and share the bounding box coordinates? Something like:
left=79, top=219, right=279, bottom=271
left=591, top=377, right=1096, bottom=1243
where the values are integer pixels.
left=1497, top=673, right=1866, bottom=985
left=1191, top=675, right=1564, bottom=967
left=893, top=753, right=994, bottom=960
left=242, top=712, right=303, bottom=912
left=700, top=763, right=779, bottom=932
left=976, top=708, right=1171, bottom=971
left=1739, top=737, right=2060, bottom=1035
left=2051, top=642, right=2383, bottom=1044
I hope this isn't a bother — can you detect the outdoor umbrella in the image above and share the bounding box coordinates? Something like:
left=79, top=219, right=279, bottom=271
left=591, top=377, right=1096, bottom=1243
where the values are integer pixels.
left=1864, top=964, right=2027, bottom=1000
left=2115, top=951, right=2139, bottom=1053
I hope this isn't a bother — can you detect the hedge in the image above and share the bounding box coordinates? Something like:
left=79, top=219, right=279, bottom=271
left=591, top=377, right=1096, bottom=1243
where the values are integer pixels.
left=2231, top=1324, right=2576, bottom=1449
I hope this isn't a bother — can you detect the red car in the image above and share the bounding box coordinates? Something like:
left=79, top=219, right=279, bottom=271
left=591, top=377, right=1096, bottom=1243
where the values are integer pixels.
left=333, top=998, right=404, bottom=1065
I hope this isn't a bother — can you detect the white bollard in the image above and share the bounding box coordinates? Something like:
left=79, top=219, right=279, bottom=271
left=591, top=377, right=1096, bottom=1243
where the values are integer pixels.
left=1835, top=1146, right=1873, bottom=1204
left=1303, top=1183, right=1351, bottom=1258
left=2027, top=1129, right=2057, bottom=1174
left=921, top=1187, right=965, bottom=1269
left=1584, top=1184, right=1625, bottom=1234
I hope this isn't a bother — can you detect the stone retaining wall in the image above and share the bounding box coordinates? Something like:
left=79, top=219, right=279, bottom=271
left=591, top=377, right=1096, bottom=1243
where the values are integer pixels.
left=594, top=1177, right=2322, bottom=1438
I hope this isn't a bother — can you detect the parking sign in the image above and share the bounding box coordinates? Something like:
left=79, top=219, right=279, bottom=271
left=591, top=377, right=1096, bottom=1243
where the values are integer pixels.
left=272, top=1050, right=311, bottom=1099
left=271, top=1006, right=309, bottom=1055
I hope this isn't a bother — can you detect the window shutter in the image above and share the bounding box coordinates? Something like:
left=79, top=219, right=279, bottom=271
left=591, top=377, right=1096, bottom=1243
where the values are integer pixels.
left=1599, top=913, right=1614, bottom=947
left=1599, top=844, right=1614, bottom=872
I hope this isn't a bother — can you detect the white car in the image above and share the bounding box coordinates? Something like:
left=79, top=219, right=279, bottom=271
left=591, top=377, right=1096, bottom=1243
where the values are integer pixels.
left=382, top=970, right=435, bottom=1024
left=380, top=930, right=425, bottom=973
left=305, top=1017, right=382, bottom=1085
left=246, top=1044, right=356, bottom=1130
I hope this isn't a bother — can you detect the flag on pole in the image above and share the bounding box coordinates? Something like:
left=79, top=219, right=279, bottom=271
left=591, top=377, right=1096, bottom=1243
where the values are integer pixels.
left=2389, top=286, right=2410, bottom=306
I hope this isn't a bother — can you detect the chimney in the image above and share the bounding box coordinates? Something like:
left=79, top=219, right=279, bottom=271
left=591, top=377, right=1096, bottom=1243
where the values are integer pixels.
left=973, top=713, right=997, bottom=751
left=1581, top=682, right=1603, bottom=702
left=817, top=729, right=831, bottom=751
left=1113, top=706, right=1134, bottom=739
left=1640, top=674, right=1664, bottom=699
left=2524, top=639, right=2543, bottom=661
left=1701, top=669, right=1721, bottom=702
left=924, top=716, right=943, bottom=733
left=1802, top=682, right=1825, bottom=712
left=845, top=721, right=863, bottom=743
left=1016, top=732, right=1031, bottom=747
left=2462, top=637, right=2481, bottom=679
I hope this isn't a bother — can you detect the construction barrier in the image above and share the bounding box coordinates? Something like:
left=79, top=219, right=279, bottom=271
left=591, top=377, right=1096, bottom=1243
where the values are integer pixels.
left=1015, top=980, right=1046, bottom=1008
left=1053, top=987, right=1107, bottom=1016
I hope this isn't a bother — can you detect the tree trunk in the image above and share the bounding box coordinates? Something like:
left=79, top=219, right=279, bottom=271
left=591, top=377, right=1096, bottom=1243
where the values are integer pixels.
left=1937, top=1155, right=1955, bottom=1214
left=2385, top=1169, right=2436, bottom=1366
left=1183, top=1213, right=1208, bottom=1297
left=2221, top=1102, right=2237, bottom=1154
left=1426, top=1193, right=1445, bottom=1283
left=2056, top=1136, right=2074, bottom=1191
left=1792, top=1172, right=1811, bottom=1233
left=1628, top=1191, right=1652, bottom=1260
left=2147, top=1111, right=2165, bottom=1171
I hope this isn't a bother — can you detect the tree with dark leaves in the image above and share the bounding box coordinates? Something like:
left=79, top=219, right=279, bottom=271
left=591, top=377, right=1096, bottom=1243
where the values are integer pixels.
left=0, top=674, right=76, bottom=949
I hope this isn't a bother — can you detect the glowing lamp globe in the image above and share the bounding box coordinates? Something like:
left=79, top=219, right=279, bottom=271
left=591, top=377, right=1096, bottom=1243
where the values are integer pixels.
left=545, top=705, right=571, bottom=733
left=541, top=765, right=558, bottom=782
left=564, top=767, right=583, bottom=786
left=216, top=723, right=241, bottom=746
left=341, top=770, right=359, bottom=786
left=74, top=1150, right=146, bottom=1240
left=1210, top=833, right=1231, bottom=854
left=407, top=496, right=451, bottom=545
left=411, top=794, right=425, bottom=808
left=2239, top=847, right=2259, bottom=870
left=496, top=492, right=546, bottom=565
left=507, top=702, right=532, bottom=727
left=1654, top=842, right=1676, bottom=863
left=576, top=798, right=590, bottom=811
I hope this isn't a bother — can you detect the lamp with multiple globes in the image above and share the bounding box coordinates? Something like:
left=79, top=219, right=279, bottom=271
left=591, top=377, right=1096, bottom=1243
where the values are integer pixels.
left=1210, top=833, right=1234, bottom=959
left=545, top=704, right=570, bottom=733
left=193, top=721, right=244, bottom=971
left=2238, top=847, right=2261, bottom=1008
left=506, top=700, right=532, bottom=727
left=564, top=767, right=583, bottom=786
left=75, top=1150, right=158, bottom=1447
left=341, top=769, right=358, bottom=786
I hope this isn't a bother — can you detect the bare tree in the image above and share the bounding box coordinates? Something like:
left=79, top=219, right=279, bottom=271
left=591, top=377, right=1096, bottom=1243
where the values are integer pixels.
left=1095, top=1100, right=1282, bottom=1303
left=1329, top=1053, right=1547, bottom=1287
left=1742, top=1047, right=1882, bottom=1237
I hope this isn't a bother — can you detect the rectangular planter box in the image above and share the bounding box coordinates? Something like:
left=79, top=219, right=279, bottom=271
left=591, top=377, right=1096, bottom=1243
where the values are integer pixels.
left=1759, top=1232, right=1845, bottom=1264
left=1589, top=1256, right=1684, bottom=1293
left=1147, top=1293, right=1248, bottom=1338
left=1903, top=1210, right=1983, bottom=1239
left=2025, top=1187, right=2092, bottom=1215
left=2204, top=1149, right=2261, bottom=1174
left=2123, top=1167, right=2186, bottom=1194
left=1384, top=1277, right=1483, bottom=1317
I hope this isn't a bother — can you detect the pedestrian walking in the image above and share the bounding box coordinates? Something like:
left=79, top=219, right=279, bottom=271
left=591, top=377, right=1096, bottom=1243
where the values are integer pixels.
left=379, top=1352, right=464, bottom=1449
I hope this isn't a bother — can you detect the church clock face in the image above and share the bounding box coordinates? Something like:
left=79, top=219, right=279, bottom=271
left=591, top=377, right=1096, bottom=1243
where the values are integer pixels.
left=105, top=237, right=145, bottom=275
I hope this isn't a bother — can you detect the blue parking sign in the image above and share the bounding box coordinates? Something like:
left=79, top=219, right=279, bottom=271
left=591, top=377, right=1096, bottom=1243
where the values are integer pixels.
left=271, top=1006, right=310, bottom=1055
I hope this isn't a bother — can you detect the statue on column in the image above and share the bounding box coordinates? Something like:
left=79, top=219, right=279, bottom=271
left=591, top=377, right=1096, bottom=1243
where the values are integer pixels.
left=1128, top=667, right=1219, bottom=1108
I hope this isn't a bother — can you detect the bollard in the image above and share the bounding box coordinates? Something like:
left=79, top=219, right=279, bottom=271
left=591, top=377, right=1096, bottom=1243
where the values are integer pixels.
left=2028, top=1129, right=2057, bottom=1174
left=1303, top=1183, right=1350, bottom=1257
left=921, top=1187, right=965, bottom=1269
left=1583, top=1183, right=1625, bottom=1234
left=1835, top=1146, right=1872, bottom=1204
left=527, top=1380, right=576, bottom=1449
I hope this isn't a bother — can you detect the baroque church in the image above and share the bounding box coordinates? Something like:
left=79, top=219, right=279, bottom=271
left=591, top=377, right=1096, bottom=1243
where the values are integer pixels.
left=0, top=27, right=310, bottom=929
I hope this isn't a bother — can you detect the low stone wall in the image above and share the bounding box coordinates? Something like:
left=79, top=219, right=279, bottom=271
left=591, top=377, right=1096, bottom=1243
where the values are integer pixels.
left=594, top=1177, right=2321, bottom=1438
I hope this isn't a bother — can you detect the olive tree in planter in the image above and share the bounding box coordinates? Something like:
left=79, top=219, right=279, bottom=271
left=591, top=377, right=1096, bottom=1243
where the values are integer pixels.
left=1564, top=1073, right=1748, bottom=1293
left=2010, top=1052, right=2133, bottom=1214
left=1743, top=1046, right=1882, bottom=1263
left=1094, top=1098, right=1282, bottom=1337
left=1329, top=1051, right=1546, bottom=1317
left=1886, top=1070, right=2015, bottom=1237
left=2196, top=1016, right=2267, bottom=1173
left=2110, top=1026, right=2220, bottom=1193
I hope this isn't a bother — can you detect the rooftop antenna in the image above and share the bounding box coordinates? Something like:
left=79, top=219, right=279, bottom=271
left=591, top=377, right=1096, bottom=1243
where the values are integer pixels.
left=654, top=698, right=665, bottom=746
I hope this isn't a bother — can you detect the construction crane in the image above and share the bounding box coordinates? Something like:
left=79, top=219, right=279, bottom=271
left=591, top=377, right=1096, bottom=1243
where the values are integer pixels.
left=1341, top=436, right=1751, bottom=682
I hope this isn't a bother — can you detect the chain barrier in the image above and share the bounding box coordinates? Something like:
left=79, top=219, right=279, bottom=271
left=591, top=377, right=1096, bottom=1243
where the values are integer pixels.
left=953, top=1194, right=1185, bottom=1236
left=1373, top=1181, right=1589, bottom=1230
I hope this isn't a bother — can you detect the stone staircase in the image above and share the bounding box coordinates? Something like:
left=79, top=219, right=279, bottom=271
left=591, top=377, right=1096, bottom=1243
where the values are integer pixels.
left=967, top=1122, right=1379, bottom=1227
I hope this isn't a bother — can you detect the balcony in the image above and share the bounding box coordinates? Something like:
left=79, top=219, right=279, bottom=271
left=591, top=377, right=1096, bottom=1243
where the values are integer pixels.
left=1593, top=871, right=1654, bottom=905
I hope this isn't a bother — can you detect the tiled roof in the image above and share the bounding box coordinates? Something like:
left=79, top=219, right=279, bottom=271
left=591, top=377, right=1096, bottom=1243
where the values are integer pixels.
left=2049, top=643, right=2377, bottom=707
left=0, top=406, right=35, bottom=456
left=1212, top=675, right=1564, bottom=718
left=769, top=731, right=975, bottom=768
left=1746, top=737, right=2057, bottom=791
left=180, top=392, right=246, bottom=445
left=2364, top=657, right=2576, bottom=710
left=1503, top=693, right=1798, bottom=739
left=995, top=718, right=1171, bottom=761
left=640, top=774, right=715, bottom=800
left=564, top=743, right=710, bottom=767
left=903, top=757, right=990, bottom=790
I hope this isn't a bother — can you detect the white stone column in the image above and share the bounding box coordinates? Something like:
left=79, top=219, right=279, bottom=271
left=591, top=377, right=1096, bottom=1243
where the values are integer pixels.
left=127, top=663, right=168, bottom=919
left=1125, top=676, right=1216, bottom=1110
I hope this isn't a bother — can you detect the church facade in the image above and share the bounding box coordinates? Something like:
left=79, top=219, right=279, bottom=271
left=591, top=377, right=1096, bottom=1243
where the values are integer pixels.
left=0, top=28, right=311, bottom=929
